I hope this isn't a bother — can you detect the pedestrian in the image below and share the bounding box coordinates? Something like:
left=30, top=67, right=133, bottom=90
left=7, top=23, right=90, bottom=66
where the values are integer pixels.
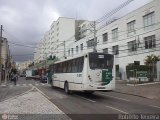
left=11, top=68, right=18, bottom=85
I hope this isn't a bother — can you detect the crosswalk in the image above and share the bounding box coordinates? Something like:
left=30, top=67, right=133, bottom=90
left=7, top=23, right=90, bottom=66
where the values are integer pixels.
left=5, top=83, right=50, bottom=87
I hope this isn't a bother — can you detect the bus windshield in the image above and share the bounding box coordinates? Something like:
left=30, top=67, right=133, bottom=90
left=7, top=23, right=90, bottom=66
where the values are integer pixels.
left=89, top=53, right=114, bottom=69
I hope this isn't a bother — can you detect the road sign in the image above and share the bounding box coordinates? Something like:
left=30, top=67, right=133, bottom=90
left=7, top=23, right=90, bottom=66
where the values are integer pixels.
left=136, top=71, right=148, bottom=78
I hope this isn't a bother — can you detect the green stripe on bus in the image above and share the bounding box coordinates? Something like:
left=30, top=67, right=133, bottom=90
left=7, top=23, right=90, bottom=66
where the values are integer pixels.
left=102, top=69, right=112, bottom=85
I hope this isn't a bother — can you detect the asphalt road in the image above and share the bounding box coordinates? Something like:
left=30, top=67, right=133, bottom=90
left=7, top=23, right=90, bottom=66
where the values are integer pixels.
left=1, top=77, right=160, bottom=120
left=36, top=84, right=160, bottom=120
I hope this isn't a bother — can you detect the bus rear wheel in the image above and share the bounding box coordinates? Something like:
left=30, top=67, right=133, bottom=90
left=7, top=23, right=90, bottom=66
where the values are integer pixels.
left=64, top=82, right=70, bottom=94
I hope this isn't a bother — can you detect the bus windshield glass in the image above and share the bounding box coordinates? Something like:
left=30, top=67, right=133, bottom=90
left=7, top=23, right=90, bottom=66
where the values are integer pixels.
left=89, top=53, right=114, bottom=69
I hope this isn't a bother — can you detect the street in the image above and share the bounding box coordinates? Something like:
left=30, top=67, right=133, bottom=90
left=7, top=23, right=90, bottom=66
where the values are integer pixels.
left=0, top=77, right=160, bottom=120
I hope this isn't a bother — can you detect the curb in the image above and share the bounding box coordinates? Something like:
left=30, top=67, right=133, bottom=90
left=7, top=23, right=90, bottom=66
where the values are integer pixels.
left=126, top=82, right=160, bottom=86
left=113, top=90, right=158, bottom=100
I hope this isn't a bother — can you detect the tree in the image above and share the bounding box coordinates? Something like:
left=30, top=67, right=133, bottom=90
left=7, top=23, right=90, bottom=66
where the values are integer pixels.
left=28, top=62, right=34, bottom=68
left=47, top=55, right=56, bottom=60
left=144, top=54, right=160, bottom=81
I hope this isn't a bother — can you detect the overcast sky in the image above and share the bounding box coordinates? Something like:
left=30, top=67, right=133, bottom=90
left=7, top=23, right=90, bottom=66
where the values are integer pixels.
left=0, top=0, right=152, bottom=62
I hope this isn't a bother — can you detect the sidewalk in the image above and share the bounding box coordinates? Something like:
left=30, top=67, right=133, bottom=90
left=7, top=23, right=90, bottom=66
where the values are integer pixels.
left=115, top=80, right=160, bottom=100
left=0, top=86, right=70, bottom=120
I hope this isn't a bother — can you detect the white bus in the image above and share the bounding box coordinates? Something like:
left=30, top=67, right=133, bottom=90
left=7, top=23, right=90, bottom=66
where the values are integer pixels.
left=49, top=52, right=115, bottom=94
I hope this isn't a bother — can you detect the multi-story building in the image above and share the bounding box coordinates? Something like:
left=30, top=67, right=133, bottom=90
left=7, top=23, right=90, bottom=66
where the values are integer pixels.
left=17, top=60, right=33, bottom=71
left=0, top=37, right=11, bottom=83
left=77, top=21, right=94, bottom=40
left=34, top=17, right=92, bottom=62
left=34, top=31, right=49, bottom=62
left=34, top=0, right=160, bottom=81
left=66, top=0, right=160, bottom=80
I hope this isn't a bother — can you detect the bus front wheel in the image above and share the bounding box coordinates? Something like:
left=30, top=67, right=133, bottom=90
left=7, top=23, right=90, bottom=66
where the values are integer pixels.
left=64, top=82, right=70, bottom=94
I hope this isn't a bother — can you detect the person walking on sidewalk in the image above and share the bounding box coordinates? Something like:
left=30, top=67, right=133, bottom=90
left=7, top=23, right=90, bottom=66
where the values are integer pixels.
left=11, top=68, right=18, bottom=85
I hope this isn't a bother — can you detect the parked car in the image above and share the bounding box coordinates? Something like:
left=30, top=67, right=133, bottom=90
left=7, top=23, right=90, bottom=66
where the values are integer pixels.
left=40, top=75, right=47, bottom=83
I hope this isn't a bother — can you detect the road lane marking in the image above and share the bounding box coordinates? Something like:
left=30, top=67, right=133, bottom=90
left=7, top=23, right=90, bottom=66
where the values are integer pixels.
left=105, top=105, right=128, bottom=114
left=33, top=86, right=51, bottom=100
left=74, top=95, right=96, bottom=103
left=97, top=93, right=130, bottom=102
left=149, top=105, right=160, bottom=109
left=28, top=84, right=33, bottom=86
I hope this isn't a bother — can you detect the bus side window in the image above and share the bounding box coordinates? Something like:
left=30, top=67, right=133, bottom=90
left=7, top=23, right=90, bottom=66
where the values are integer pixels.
left=76, top=58, right=80, bottom=72
left=57, top=63, right=61, bottom=73
left=60, top=63, right=63, bottom=73
left=76, top=58, right=79, bottom=73
left=74, top=59, right=78, bottom=73
left=63, top=62, right=67, bottom=73
left=79, top=57, right=84, bottom=72
left=66, top=61, right=69, bottom=73
left=62, top=62, right=64, bottom=73
left=72, top=60, right=75, bottom=73
left=67, top=60, right=72, bottom=73
left=57, top=64, right=59, bottom=73
left=65, top=62, right=68, bottom=73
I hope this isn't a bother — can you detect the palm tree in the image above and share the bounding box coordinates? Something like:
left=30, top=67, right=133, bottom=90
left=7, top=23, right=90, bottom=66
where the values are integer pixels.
left=144, top=54, right=160, bottom=81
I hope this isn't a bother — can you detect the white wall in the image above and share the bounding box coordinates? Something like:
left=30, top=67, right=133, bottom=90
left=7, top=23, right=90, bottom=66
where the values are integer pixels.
left=67, top=0, right=160, bottom=80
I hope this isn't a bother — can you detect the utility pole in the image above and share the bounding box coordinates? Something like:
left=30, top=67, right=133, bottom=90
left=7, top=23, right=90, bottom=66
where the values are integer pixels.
left=0, top=25, right=3, bottom=85
left=63, top=41, right=66, bottom=59
left=93, top=21, right=97, bottom=52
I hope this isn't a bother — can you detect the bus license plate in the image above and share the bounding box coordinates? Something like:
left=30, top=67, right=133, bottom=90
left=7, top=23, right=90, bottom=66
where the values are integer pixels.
left=97, top=87, right=105, bottom=89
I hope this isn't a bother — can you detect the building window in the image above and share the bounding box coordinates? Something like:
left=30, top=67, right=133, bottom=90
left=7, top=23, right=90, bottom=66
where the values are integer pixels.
left=127, top=20, right=136, bottom=36
left=71, top=48, right=74, bottom=55
left=103, top=48, right=108, bottom=54
left=112, top=28, right=118, bottom=41
left=80, top=43, right=83, bottom=51
left=143, top=12, right=155, bottom=30
left=103, top=32, right=108, bottom=42
left=87, top=38, right=97, bottom=48
left=112, top=45, right=119, bottom=55
left=144, top=35, right=156, bottom=49
left=76, top=46, right=79, bottom=53
left=128, top=40, right=137, bottom=52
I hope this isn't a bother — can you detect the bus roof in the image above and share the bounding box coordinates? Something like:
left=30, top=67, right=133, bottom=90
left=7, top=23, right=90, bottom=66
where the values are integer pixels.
left=52, top=52, right=113, bottom=65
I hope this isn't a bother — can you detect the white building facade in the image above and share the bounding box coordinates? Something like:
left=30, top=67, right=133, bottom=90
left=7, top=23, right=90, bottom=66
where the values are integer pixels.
left=66, top=0, right=160, bottom=80
left=0, top=37, right=11, bottom=83
left=34, top=17, right=91, bottom=62
left=18, top=60, right=33, bottom=71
